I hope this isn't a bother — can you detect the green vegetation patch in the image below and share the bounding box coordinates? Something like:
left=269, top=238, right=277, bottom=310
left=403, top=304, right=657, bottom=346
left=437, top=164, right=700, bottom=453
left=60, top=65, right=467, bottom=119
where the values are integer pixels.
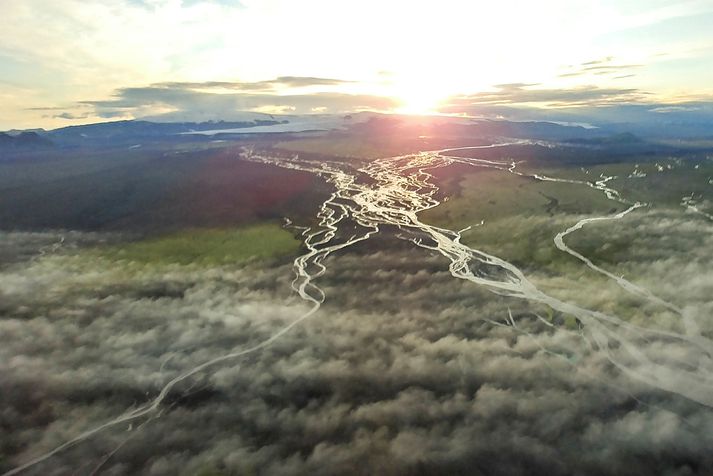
left=418, top=167, right=641, bottom=275
left=421, top=168, right=621, bottom=231
left=98, top=223, right=301, bottom=266
left=531, top=158, right=713, bottom=208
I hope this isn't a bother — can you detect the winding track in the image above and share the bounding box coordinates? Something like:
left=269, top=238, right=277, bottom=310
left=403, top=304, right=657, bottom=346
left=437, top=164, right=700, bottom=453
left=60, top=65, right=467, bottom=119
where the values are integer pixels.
left=682, top=192, right=713, bottom=221
left=248, top=145, right=713, bottom=406
left=6, top=141, right=713, bottom=475
left=3, top=160, right=378, bottom=476
left=442, top=149, right=686, bottom=317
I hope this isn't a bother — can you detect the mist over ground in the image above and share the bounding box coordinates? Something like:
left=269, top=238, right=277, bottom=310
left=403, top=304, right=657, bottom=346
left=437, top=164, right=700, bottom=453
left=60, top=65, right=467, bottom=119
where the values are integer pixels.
left=2, top=222, right=712, bottom=475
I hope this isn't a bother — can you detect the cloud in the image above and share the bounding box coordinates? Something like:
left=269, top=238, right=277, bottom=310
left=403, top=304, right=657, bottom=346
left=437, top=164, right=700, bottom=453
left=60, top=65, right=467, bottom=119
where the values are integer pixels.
left=74, top=80, right=397, bottom=120
left=492, top=82, right=541, bottom=90
left=649, top=105, right=702, bottom=113
left=24, top=104, right=95, bottom=121
left=50, top=112, right=91, bottom=120
left=154, top=76, right=354, bottom=92
left=440, top=84, right=649, bottom=111
left=581, top=56, right=614, bottom=66
left=558, top=57, right=642, bottom=79
left=1, top=214, right=713, bottom=475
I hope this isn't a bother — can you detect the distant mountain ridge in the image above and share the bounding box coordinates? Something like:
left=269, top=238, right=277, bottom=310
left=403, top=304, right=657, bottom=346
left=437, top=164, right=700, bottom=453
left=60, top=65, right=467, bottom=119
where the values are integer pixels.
left=1, top=112, right=693, bottom=153
left=0, top=131, right=53, bottom=149
left=44, top=119, right=285, bottom=145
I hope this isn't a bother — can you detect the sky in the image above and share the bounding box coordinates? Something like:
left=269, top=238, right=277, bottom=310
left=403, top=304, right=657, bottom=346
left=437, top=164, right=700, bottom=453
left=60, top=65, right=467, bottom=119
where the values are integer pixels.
left=1, top=0, right=712, bottom=129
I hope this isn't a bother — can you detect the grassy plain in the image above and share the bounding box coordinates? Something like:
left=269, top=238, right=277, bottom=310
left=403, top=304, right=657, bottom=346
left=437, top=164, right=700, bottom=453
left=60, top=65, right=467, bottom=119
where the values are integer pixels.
left=96, top=223, right=301, bottom=266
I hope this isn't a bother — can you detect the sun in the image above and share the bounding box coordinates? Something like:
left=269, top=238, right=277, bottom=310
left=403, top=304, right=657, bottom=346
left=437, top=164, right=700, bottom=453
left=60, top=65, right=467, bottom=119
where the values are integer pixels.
left=393, top=80, right=450, bottom=115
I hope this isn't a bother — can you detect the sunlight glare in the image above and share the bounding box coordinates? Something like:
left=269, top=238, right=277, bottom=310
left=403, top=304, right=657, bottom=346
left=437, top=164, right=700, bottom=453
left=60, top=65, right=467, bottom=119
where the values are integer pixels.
left=394, top=80, right=450, bottom=115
